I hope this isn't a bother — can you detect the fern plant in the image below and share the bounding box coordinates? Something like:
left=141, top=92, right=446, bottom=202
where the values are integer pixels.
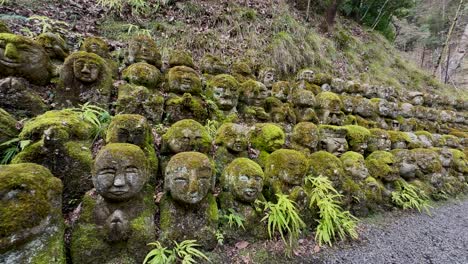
left=391, top=179, right=432, bottom=214
left=0, top=138, right=31, bottom=164
left=143, top=240, right=210, bottom=264
left=305, top=175, right=359, bottom=246
left=257, top=193, right=305, bottom=254
left=221, top=208, right=245, bottom=230
left=71, top=103, right=111, bottom=141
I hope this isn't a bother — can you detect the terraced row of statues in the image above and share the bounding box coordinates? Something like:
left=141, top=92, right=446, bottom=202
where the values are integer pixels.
left=0, top=25, right=467, bottom=263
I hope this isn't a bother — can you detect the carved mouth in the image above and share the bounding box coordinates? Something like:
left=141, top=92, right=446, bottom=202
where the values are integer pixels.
left=0, top=58, right=21, bottom=67
left=109, top=190, right=129, bottom=196
left=243, top=188, right=257, bottom=198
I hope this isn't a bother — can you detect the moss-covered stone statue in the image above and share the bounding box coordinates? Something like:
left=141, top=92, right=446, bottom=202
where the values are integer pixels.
left=308, top=151, right=345, bottom=188
left=290, top=122, right=319, bottom=156
left=316, top=91, right=345, bottom=125
left=271, top=81, right=290, bottom=102
left=238, top=80, right=270, bottom=123
left=0, top=33, right=53, bottom=85
left=248, top=123, right=285, bottom=166
left=160, top=152, right=218, bottom=249
left=12, top=110, right=94, bottom=211
left=106, top=114, right=158, bottom=183
left=340, top=151, right=369, bottom=181
left=80, top=37, right=119, bottom=77
left=0, top=163, right=65, bottom=264
left=214, top=123, right=249, bottom=175
left=411, top=148, right=442, bottom=182
left=117, top=62, right=164, bottom=124
left=365, top=151, right=399, bottom=182
left=391, top=149, right=418, bottom=181
left=295, top=68, right=321, bottom=95
left=125, top=35, right=162, bottom=69
left=161, top=119, right=212, bottom=155
left=56, top=51, right=112, bottom=108
left=367, top=128, right=391, bottom=153
left=164, top=66, right=209, bottom=124
left=232, top=61, right=255, bottom=83
left=218, top=158, right=267, bottom=241
left=344, top=125, right=370, bottom=155
left=71, top=143, right=156, bottom=264
left=168, top=49, right=195, bottom=68
left=291, top=88, right=318, bottom=123
left=200, top=53, right=228, bottom=76
left=206, top=74, right=240, bottom=119
left=318, top=125, right=348, bottom=157
left=0, top=77, right=47, bottom=118
left=35, top=32, right=69, bottom=66
left=265, top=96, right=296, bottom=125
left=258, top=67, right=276, bottom=89
left=388, top=130, right=411, bottom=150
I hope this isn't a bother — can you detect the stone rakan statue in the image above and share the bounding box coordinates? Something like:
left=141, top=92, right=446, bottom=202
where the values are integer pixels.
left=218, top=158, right=267, bottom=241
left=214, top=123, right=249, bottom=175
left=206, top=74, right=240, bottom=118
left=318, top=125, right=349, bottom=157
left=71, top=143, right=156, bottom=264
left=159, top=152, right=218, bottom=249
left=0, top=163, right=65, bottom=264
left=125, top=35, right=162, bottom=69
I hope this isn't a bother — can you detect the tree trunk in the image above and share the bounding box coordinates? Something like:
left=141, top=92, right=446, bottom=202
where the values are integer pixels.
left=322, top=0, right=344, bottom=32
left=447, top=23, right=468, bottom=79
left=420, top=45, right=426, bottom=68
left=371, top=0, right=390, bottom=30
left=306, top=0, right=312, bottom=21
left=432, top=0, right=464, bottom=76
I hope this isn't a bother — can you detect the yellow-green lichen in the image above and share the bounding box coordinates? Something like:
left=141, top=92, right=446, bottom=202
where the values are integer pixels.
left=168, top=49, right=194, bottom=68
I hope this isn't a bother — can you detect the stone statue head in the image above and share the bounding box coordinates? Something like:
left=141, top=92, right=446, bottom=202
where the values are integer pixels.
left=291, top=122, right=319, bottom=153
left=249, top=123, right=285, bottom=153
left=122, top=62, right=161, bottom=89
left=265, top=149, right=309, bottom=187
left=344, top=125, right=370, bottom=155
left=308, top=151, right=344, bottom=184
left=168, top=50, right=194, bottom=68
left=200, top=54, right=228, bottom=75
left=449, top=149, right=468, bottom=174
left=412, top=148, right=442, bottom=176
left=316, top=91, right=342, bottom=113
left=206, top=74, right=239, bottom=111
left=214, top=123, right=248, bottom=153
left=0, top=163, right=62, bottom=249
left=93, top=143, right=149, bottom=201
left=318, top=125, right=348, bottom=157
left=258, top=67, right=276, bottom=89
left=167, top=66, right=202, bottom=95
left=340, top=151, right=369, bottom=180
left=438, top=147, right=453, bottom=168
left=222, top=158, right=264, bottom=203
left=35, top=32, right=69, bottom=61
left=162, top=119, right=212, bottom=154
left=80, top=37, right=110, bottom=59
left=408, top=91, right=424, bottom=106
left=391, top=149, right=417, bottom=180
left=106, top=114, right=150, bottom=147
left=240, top=80, right=270, bottom=107
left=292, top=88, right=316, bottom=108
left=365, top=151, right=398, bottom=182
left=368, top=129, right=391, bottom=152
left=388, top=131, right=410, bottom=150
left=271, top=81, right=290, bottom=102
left=126, top=35, right=162, bottom=69
left=0, top=33, right=52, bottom=85
left=296, top=68, right=314, bottom=83
left=73, top=55, right=101, bottom=83
left=165, top=152, right=213, bottom=204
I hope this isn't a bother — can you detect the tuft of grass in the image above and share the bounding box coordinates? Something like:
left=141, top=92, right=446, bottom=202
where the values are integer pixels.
left=144, top=240, right=210, bottom=264
left=221, top=208, right=245, bottom=230
left=71, top=103, right=111, bottom=142
left=0, top=138, right=31, bottom=164
left=257, top=193, right=305, bottom=255
left=391, top=179, right=432, bottom=214
left=305, top=175, right=359, bottom=247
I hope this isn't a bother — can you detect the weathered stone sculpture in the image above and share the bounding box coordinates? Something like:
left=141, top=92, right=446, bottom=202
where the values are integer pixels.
left=71, top=143, right=156, bottom=263
left=57, top=51, right=112, bottom=108
left=290, top=122, right=319, bottom=156
left=238, top=80, right=270, bottom=123
left=12, top=110, right=94, bottom=211
left=214, top=123, right=249, bottom=174
left=295, top=68, right=321, bottom=95
left=125, top=35, right=162, bottom=69
left=162, top=119, right=212, bottom=155
left=292, top=88, right=318, bottom=123
left=344, top=125, right=370, bottom=155
left=340, top=151, right=369, bottom=181
left=0, top=77, right=48, bottom=118
left=265, top=96, right=296, bottom=125
left=168, top=50, right=195, bottom=68
left=258, top=67, right=276, bottom=89
left=206, top=74, right=240, bottom=119
left=106, top=114, right=158, bottom=183
left=164, top=66, right=208, bottom=124
left=391, top=149, right=418, bottom=181
left=316, top=91, right=344, bottom=125
left=309, top=151, right=345, bottom=187
left=219, top=158, right=267, bottom=240
left=0, top=33, right=53, bottom=85
left=160, top=152, right=218, bottom=249
left=271, top=81, right=291, bottom=102
left=249, top=123, right=285, bottom=166
left=80, top=37, right=118, bottom=77
left=367, top=128, right=392, bottom=153
left=232, top=61, right=255, bottom=83
left=35, top=32, right=69, bottom=64
left=200, top=54, right=228, bottom=77
left=318, top=125, right=348, bottom=157
left=0, top=163, right=65, bottom=264
left=117, top=62, right=164, bottom=123
left=365, top=151, right=398, bottom=182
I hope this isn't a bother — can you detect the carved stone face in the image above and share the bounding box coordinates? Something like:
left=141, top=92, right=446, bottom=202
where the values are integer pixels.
left=0, top=33, right=51, bottom=85
left=128, top=37, right=160, bottom=66
left=297, top=69, right=314, bottom=83
left=439, top=148, right=453, bottom=168
left=261, top=70, right=275, bottom=88
left=215, top=123, right=248, bottom=153
left=94, top=144, right=148, bottom=201
left=73, top=58, right=100, bottom=83
left=292, top=122, right=319, bottom=152
left=165, top=152, right=212, bottom=204
left=266, top=150, right=309, bottom=187
left=225, top=158, right=264, bottom=203
left=393, top=150, right=417, bottom=180
left=320, top=130, right=348, bottom=157
left=212, top=79, right=239, bottom=111
left=262, top=128, right=285, bottom=152
left=341, top=152, right=369, bottom=180
left=271, top=81, right=290, bottom=102
left=36, top=33, right=68, bottom=60
left=412, top=95, right=424, bottom=106
left=168, top=66, right=202, bottom=95
left=292, top=89, right=315, bottom=107
left=242, top=81, right=270, bottom=107
left=169, top=129, right=203, bottom=153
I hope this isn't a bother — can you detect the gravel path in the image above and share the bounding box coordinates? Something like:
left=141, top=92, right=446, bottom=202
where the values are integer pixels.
left=313, top=198, right=468, bottom=264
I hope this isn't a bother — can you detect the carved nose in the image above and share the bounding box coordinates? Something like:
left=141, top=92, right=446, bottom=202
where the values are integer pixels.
left=113, top=173, right=126, bottom=187
left=81, top=64, right=91, bottom=74
left=4, top=43, right=19, bottom=59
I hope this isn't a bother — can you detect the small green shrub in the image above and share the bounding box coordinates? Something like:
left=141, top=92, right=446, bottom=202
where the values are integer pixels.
left=305, top=175, right=359, bottom=246
left=71, top=103, right=111, bottom=141
left=1, top=138, right=31, bottom=164
left=391, top=179, right=432, bottom=214
left=144, top=240, right=210, bottom=264
left=256, top=194, right=305, bottom=255
left=221, top=208, right=245, bottom=230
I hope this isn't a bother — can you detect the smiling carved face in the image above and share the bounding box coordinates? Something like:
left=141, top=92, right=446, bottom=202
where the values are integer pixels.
left=0, top=33, right=51, bottom=85
left=94, top=144, right=148, bottom=201
left=73, top=58, right=100, bottom=83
